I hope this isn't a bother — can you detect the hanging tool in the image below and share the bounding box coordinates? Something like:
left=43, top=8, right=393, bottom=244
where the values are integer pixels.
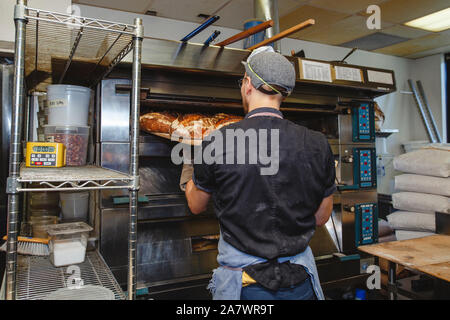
left=408, top=79, right=437, bottom=143
left=416, top=81, right=442, bottom=143
left=180, top=15, right=220, bottom=42
left=247, top=19, right=315, bottom=51
left=203, top=30, right=221, bottom=46
left=216, top=20, right=274, bottom=47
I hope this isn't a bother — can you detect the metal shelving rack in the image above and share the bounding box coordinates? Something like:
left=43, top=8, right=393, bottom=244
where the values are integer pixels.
left=5, top=0, right=143, bottom=300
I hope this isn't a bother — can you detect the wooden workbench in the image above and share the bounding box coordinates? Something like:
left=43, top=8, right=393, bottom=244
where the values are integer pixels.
left=358, top=235, right=450, bottom=299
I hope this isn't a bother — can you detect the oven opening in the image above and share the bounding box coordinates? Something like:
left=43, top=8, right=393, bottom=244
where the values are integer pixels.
left=191, top=234, right=220, bottom=253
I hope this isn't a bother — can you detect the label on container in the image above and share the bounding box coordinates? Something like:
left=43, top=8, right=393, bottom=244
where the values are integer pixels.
left=48, top=99, right=68, bottom=108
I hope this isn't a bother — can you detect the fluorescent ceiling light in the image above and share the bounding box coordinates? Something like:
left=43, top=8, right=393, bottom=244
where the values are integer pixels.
left=404, top=7, right=450, bottom=32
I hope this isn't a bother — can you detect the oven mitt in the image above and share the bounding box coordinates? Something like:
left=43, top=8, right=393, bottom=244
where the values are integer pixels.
left=180, top=163, right=194, bottom=192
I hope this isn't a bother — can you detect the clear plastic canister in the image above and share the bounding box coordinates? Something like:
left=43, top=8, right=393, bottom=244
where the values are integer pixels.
left=44, top=125, right=89, bottom=166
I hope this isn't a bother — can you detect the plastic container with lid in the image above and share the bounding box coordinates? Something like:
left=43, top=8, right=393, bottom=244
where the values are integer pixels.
left=60, top=192, right=89, bottom=222
left=47, top=84, right=91, bottom=126
left=44, top=125, right=89, bottom=166
left=46, top=222, right=93, bottom=267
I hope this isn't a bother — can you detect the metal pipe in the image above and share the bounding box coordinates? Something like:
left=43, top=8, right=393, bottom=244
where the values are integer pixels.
left=180, top=16, right=220, bottom=42
left=203, top=30, right=221, bottom=46
left=388, top=261, right=397, bottom=300
left=408, top=79, right=436, bottom=143
left=127, top=17, right=143, bottom=300
left=254, top=0, right=280, bottom=52
left=416, top=81, right=442, bottom=143
left=6, top=0, right=28, bottom=301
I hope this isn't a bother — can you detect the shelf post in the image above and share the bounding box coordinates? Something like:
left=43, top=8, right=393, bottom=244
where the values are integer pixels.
left=6, top=0, right=28, bottom=300
left=127, top=17, right=143, bottom=300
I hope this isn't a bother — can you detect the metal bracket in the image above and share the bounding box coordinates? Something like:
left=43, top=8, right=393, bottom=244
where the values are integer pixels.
left=6, top=177, right=20, bottom=194
left=14, top=4, right=27, bottom=21
left=130, top=175, right=140, bottom=191
left=387, top=282, right=398, bottom=295
left=134, top=18, right=144, bottom=39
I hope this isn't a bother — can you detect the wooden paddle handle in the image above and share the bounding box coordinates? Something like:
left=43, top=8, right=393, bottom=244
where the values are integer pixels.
left=216, top=20, right=274, bottom=47
left=247, top=19, right=315, bottom=51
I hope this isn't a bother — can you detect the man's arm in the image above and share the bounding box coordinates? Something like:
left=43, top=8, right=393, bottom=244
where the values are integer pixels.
left=315, top=194, right=334, bottom=226
left=185, top=179, right=212, bottom=214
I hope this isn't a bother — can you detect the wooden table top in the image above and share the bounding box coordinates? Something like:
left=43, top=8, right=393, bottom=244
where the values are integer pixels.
left=358, top=235, right=450, bottom=282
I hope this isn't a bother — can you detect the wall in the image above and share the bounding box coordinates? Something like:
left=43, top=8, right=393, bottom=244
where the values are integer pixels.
left=1, top=2, right=446, bottom=155
left=410, top=54, right=447, bottom=143
left=0, top=0, right=71, bottom=43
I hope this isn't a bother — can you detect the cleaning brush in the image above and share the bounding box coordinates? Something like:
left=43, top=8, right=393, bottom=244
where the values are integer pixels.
left=0, top=235, right=50, bottom=256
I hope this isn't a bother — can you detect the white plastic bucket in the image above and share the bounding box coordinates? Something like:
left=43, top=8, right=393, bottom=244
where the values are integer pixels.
left=60, top=192, right=89, bottom=222
left=47, top=85, right=91, bottom=126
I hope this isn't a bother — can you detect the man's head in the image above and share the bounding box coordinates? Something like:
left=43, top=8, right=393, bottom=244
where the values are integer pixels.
left=240, top=46, right=296, bottom=113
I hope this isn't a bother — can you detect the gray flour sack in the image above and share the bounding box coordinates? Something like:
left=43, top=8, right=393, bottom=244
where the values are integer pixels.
left=393, top=147, right=450, bottom=178
left=392, top=192, right=450, bottom=214
left=395, top=174, right=450, bottom=197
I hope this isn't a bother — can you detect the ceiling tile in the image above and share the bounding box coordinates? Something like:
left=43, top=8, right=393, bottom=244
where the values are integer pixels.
left=297, top=15, right=376, bottom=46
left=377, top=0, right=450, bottom=24
left=381, top=24, right=431, bottom=39
left=308, top=0, right=386, bottom=15
left=280, top=5, right=349, bottom=38
left=340, top=32, right=409, bottom=51
left=373, top=33, right=450, bottom=56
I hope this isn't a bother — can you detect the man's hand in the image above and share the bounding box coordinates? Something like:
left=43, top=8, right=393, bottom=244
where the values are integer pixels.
left=315, top=194, right=334, bottom=226
left=185, top=180, right=211, bottom=214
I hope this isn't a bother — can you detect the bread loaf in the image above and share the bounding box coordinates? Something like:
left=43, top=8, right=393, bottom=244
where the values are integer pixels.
left=140, top=112, right=177, bottom=134
left=140, top=111, right=243, bottom=139
left=171, top=114, right=216, bottom=139
left=214, top=117, right=242, bottom=130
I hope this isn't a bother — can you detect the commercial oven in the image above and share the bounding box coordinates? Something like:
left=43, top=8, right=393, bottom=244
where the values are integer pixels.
left=96, top=39, right=395, bottom=299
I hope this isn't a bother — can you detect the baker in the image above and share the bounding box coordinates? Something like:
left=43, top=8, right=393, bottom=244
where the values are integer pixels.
left=181, top=46, right=336, bottom=300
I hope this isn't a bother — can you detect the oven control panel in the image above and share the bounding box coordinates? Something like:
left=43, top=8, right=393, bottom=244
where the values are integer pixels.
left=354, top=148, right=376, bottom=189
left=352, top=103, right=375, bottom=142
left=355, top=203, right=378, bottom=246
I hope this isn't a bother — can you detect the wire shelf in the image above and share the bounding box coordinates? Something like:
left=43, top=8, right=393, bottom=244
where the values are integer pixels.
left=24, top=7, right=136, bottom=91
left=18, top=164, right=132, bottom=192
left=16, top=250, right=126, bottom=300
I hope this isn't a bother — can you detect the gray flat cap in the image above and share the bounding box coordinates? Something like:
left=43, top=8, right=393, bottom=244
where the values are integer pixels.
left=242, top=47, right=296, bottom=96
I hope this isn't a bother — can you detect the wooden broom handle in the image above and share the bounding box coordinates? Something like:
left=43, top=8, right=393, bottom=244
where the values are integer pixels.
left=247, top=19, right=315, bottom=51
left=216, top=20, right=274, bottom=47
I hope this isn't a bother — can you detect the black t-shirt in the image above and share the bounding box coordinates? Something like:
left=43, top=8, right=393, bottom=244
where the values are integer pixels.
left=193, top=107, right=336, bottom=260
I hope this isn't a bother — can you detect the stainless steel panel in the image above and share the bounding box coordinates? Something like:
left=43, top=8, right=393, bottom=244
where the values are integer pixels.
left=99, top=79, right=131, bottom=142
left=141, top=38, right=249, bottom=75
left=100, top=208, right=220, bottom=287
left=101, top=143, right=130, bottom=173
left=331, top=190, right=377, bottom=253
left=0, top=64, right=13, bottom=208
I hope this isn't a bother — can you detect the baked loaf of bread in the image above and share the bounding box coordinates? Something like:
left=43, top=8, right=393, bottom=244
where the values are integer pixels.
left=140, top=111, right=243, bottom=139
left=140, top=112, right=177, bottom=134
left=214, top=114, right=242, bottom=130
left=171, top=114, right=217, bottom=139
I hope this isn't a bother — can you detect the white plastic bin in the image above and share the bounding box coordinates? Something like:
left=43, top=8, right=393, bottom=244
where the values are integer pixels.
left=46, top=222, right=93, bottom=267
left=60, top=192, right=89, bottom=222
left=47, top=85, right=91, bottom=126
